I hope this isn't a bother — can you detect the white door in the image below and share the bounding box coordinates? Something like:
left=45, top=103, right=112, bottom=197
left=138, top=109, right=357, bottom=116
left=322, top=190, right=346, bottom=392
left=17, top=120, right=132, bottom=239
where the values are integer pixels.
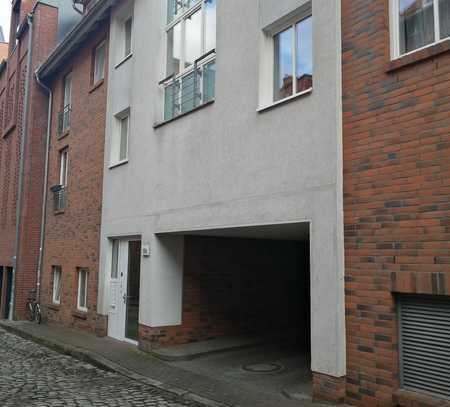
left=108, top=240, right=129, bottom=341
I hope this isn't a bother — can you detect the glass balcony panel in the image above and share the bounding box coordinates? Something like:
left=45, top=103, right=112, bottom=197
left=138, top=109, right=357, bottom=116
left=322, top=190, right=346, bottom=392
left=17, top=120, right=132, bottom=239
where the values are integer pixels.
left=203, top=61, right=216, bottom=103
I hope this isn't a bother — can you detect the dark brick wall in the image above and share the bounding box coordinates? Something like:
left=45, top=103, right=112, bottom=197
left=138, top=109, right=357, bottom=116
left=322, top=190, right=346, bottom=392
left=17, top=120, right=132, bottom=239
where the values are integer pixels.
left=41, top=23, right=109, bottom=334
left=140, top=236, right=310, bottom=348
left=0, top=3, right=58, bottom=319
left=342, top=1, right=450, bottom=405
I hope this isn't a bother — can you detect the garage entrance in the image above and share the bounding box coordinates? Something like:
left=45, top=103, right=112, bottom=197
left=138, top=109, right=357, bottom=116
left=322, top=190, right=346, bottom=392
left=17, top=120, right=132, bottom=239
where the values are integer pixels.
left=154, top=223, right=313, bottom=401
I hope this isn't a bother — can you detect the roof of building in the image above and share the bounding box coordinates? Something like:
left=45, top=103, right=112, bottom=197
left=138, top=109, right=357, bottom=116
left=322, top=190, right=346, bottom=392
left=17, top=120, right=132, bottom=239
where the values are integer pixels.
left=37, top=0, right=116, bottom=81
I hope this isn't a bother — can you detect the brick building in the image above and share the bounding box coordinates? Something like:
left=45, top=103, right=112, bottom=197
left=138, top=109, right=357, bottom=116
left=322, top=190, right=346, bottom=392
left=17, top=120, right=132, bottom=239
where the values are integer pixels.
left=0, top=0, right=79, bottom=320
left=37, top=1, right=111, bottom=334
left=343, top=0, right=450, bottom=405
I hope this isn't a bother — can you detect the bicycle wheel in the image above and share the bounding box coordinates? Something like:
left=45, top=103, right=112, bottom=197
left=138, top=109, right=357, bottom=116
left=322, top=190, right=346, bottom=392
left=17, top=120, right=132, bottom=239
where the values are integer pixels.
left=26, top=302, right=34, bottom=322
left=35, top=304, right=42, bottom=324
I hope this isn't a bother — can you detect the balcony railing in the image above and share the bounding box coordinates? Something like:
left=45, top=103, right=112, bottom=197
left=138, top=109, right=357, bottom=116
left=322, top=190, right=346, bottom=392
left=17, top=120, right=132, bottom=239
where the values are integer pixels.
left=51, top=185, right=67, bottom=212
left=161, top=49, right=216, bottom=122
left=58, top=105, right=71, bottom=136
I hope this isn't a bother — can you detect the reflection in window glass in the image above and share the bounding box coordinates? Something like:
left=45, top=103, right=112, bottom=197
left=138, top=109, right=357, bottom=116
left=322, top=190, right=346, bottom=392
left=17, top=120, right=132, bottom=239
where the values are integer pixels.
left=181, top=71, right=198, bottom=113
left=167, top=23, right=182, bottom=76
left=440, top=0, right=450, bottom=39
left=111, top=240, right=119, bottom=279
left=124, top=18, right=133, bottom=56
left=203, top=61, right=216, bottom=102
left=119, top=116, right=129, bottom=161
left=274, top=27, right=293, bottom=102
left=185, top=9, right=202, bottom=68
left=399, top=0, right=435, bottom=54
left=296, top=17, right=313, bottom=93
left=205, top=0, right=217, bottom=52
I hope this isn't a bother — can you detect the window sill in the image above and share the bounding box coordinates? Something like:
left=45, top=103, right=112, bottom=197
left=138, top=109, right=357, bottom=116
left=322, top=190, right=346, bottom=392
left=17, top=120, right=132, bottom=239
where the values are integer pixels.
left=153, top=99, right=215, bottom=129
left=387, top=39, right=450, bottom=72
left=46, top=303, right=60, bottom=311
left=89, top=79, right=104, bottom=93
left=109, top=159, right=129, bottom=170
left=54, top=209, right=66, bottom=215
left=257, top=88, right=313, bottom=113
left=2, top=123, right=16, bottom=138
left=72, top=309, right=88, bottom=319
left=58, top=130, right=70, bottom=140
left=115, top=53, right=133, bottom=69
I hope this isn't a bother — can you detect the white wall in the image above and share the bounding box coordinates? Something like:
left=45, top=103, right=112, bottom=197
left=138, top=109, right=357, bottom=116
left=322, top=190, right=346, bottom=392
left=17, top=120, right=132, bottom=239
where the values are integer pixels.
left=99, top=0, right=345, bottom=378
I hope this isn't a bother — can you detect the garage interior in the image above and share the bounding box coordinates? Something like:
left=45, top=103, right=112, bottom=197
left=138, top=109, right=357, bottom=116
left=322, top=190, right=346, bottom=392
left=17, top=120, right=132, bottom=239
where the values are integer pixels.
left=160, top=223, right=313, bottom=402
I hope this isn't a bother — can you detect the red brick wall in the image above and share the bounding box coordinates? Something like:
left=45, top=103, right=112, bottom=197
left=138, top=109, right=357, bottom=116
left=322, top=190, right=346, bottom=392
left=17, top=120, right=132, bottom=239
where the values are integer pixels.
left=0, top=4, right=58, bottom=319
left=41, top=23, right=109, bottom=335
left=140, top=236, right=310, bottom=348
left=342, top=1, right=450, bottom=406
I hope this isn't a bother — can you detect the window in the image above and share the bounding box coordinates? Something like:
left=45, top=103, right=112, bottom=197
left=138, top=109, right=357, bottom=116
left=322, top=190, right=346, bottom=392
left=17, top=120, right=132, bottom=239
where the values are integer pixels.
left=77, top=269, right=88, bottom=312
left=52, top=266, right=62, bottom=305
left=58, top=73, right=72, bottom=135
left=391, top=0, right=450, bottom=57
left=53, top=148, right=68, bottom=211
left=273, top=15, right=313, bottom=102
left=59, top=148, right=69, bottom=187
left=93, top=41, right=106, bottom=84
left=162, top=0, right=216, bottom=121
left=110, top=109, right=129, bottom=166
left=124, top=17, right=133, bottom=57
left=398, top=296, right=450, bottom=399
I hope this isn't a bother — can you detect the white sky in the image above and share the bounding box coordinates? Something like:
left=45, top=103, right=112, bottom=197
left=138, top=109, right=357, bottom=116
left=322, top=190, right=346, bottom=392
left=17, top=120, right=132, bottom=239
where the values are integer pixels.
left=0, top=0, right=11, bottom=42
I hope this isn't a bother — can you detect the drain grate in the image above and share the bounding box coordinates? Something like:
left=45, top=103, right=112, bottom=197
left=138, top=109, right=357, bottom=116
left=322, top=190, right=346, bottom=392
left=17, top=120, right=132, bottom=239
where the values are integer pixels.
left=242, top=363, right=283, bottom=373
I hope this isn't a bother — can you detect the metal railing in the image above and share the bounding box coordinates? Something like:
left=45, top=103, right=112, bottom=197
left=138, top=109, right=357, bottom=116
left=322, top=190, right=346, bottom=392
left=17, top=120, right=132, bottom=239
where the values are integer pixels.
left=51, top=185, right=67, bottom=211
left=160, top=49, right=216, bottom=121
left=58, top=104, right=71, bottom=136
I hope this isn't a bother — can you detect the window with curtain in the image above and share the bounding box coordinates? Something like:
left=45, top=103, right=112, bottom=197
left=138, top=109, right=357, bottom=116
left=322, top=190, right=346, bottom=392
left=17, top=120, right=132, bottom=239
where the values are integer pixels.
left=396, top=0, right=450, bottom=56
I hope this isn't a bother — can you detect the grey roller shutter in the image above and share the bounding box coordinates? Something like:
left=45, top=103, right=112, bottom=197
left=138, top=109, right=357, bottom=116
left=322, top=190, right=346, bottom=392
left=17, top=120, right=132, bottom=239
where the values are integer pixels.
left=399, top=296, right=450, bottom=400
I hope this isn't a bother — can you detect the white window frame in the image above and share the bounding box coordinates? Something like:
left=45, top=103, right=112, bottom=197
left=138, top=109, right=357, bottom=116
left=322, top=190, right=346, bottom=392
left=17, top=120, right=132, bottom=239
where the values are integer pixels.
left=166, top=0, right=213, bottom=77
left=110, top=108, right=130, bottom=167
left=258, top=2, right=313, bottom=111
left=59, top=148, right=69, bottom=187
left=52, top=266, right=62, bottom=305
left=161, top=0, right=216, bottom=120
left=390, top=0, right=450, bottom=59
left=124, top=17, right=133, bottom=58
left=63, top=72, right=72, bottom=109
left=93, top=41, right=106, bottom=84
left=77, top=269, right=88, bottom=312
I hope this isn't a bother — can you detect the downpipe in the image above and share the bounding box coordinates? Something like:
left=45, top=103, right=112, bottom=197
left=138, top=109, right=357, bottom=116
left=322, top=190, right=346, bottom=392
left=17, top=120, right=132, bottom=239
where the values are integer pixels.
left=9, top=12, right=34, bottom=320
left=35, top=73, right=52, bottom=306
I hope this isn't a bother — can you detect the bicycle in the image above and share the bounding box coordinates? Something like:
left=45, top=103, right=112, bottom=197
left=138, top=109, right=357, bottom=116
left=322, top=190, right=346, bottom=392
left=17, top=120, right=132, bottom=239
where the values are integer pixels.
left=26, top=289, right=42, bottom=324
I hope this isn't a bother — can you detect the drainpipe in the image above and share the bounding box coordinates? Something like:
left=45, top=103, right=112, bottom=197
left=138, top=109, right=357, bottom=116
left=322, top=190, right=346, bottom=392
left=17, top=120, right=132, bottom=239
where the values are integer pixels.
left=9, top=12, right=34, bottom=320
left=35, top=73, right=52, bottom=305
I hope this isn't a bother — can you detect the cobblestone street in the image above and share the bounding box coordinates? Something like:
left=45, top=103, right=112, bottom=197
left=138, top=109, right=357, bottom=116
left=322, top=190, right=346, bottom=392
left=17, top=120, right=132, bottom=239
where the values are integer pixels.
left=0, top=328, right=206, bottom=407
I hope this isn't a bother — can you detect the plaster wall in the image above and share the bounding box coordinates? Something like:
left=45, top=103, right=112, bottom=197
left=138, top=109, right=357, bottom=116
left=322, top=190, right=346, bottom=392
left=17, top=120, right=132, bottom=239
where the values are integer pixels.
left=99, top=0, right=344, bottom=377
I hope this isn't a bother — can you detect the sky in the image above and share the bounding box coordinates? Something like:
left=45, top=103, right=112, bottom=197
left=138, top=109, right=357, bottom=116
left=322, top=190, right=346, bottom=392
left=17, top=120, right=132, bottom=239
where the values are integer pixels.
left=0, top=0, right=11, bottom=42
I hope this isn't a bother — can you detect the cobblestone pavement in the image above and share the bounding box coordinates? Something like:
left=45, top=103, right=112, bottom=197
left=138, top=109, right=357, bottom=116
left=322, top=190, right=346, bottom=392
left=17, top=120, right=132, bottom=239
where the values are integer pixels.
left=0, top=328, right=206, bottom=407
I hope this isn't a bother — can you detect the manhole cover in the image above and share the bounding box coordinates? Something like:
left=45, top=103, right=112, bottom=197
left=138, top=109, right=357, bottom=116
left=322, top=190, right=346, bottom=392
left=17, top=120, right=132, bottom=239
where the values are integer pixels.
left=242, top=363, right=283, bottom=373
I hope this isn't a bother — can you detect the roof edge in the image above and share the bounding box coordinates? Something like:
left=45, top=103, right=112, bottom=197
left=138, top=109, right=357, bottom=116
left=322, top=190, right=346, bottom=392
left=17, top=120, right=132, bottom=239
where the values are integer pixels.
left=36, top=0, right=115, bottom=81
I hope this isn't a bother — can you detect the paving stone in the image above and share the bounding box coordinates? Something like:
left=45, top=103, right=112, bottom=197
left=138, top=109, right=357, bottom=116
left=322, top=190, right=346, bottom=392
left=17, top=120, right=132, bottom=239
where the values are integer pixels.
left=0, top=328, right=205, bottom=407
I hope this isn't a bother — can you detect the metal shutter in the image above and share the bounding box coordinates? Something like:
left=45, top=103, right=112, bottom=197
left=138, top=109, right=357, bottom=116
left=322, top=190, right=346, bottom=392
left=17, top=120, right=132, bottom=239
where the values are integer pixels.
left=399, top=296, right=450, bottom=399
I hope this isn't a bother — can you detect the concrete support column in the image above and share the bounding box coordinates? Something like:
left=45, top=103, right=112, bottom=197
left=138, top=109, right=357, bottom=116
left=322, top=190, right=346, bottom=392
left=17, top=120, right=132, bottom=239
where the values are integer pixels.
left=141, top=235, right=184, bottom=328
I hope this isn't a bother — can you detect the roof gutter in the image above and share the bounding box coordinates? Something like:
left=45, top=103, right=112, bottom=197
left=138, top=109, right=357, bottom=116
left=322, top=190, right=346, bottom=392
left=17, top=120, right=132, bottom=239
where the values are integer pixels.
left=9, top=11, right=34, bottom=320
